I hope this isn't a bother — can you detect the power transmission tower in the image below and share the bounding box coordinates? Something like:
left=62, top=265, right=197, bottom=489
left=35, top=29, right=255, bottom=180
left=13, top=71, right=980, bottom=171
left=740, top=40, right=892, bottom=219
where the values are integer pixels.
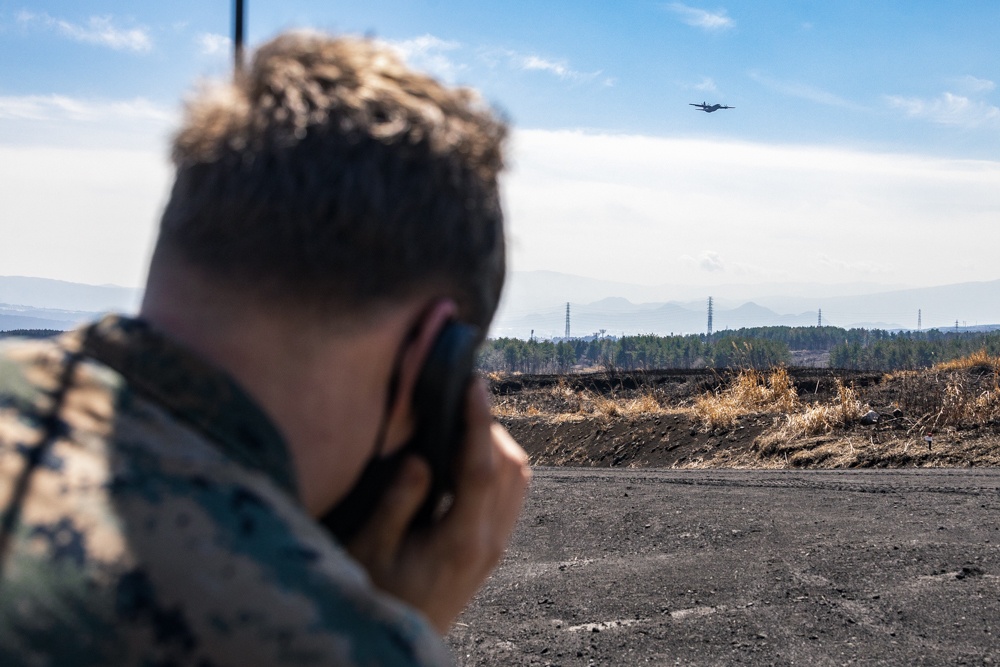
left=818, top=308, right=822, bottom=327
left=565, top=302, right=571, bottom=339
left=918, top=309, right=922, bottom=331
left=707, top=297, right=714, bottom=339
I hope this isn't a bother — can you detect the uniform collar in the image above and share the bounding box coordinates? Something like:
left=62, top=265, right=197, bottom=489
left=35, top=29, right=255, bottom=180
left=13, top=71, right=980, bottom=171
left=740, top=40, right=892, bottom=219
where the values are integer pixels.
left=74, top=314, right=299, bottom=497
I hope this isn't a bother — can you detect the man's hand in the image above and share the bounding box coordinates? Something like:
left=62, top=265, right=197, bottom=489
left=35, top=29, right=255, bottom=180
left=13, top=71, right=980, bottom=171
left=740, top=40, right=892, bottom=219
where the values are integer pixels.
left=346, top=379, right=531, bottom=635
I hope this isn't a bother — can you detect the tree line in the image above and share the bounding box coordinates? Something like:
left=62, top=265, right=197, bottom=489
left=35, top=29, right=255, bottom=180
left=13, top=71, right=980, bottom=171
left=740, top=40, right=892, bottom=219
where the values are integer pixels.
left=0, top=329, right=61, bottom=340
left=478, top=327, right=1000, bottom=373
left=477, top=333, right=790, bottom=374
left=828, top=330, right=1000, bottom=370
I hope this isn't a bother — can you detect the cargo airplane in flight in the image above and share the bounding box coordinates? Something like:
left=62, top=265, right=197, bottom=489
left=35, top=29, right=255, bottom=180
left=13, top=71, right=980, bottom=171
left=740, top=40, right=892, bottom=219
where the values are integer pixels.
left=690, top=102, right=734, bottom=113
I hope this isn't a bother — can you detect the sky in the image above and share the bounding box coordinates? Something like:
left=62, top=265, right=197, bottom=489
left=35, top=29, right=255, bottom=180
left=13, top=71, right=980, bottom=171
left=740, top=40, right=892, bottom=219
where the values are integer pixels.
left=2, top=1, right=999, bottom=316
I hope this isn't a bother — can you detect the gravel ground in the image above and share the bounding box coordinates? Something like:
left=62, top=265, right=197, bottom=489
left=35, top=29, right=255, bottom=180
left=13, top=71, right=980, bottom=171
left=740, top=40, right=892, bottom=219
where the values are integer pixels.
left=448, top=468, right=1000, bottom=666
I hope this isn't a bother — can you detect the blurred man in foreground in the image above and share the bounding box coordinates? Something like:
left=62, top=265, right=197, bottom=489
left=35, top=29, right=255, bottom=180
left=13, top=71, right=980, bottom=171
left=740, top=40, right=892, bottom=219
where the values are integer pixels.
left=0, top=31, right=530, bottom=666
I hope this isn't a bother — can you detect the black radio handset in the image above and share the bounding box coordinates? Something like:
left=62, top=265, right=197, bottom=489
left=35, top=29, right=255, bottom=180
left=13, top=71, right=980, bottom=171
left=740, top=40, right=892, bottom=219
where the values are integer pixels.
left=322, top=321, right=481, bottom=543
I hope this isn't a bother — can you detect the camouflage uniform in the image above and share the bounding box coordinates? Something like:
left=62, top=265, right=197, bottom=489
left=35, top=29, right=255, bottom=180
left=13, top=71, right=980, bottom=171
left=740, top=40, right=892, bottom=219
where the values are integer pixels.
left=0, top=315, right=452, bottom=666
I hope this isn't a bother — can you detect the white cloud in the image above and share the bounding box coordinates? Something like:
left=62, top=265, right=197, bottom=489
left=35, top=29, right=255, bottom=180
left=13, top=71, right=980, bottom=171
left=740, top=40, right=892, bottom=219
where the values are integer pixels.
left=17, top=11, right=152, bottom=53
left=496, top=50, right=601, bottom=83
left=693, top=77, right=718, bottom=93
left=954, top=75, right=995, bottom=94
left=749, top=71, right=860, bottom=109
left=197, top=32, right=231, bottom=56
left=666, top=3, right=735, bottom=31
left=0, top=95, right=175, bottom=155
left=885, top=92, right=1000, bottom=128
left=697, top=251, right=725, bottom=272
left=387, top=34, right=460, bottom=59
left=504, top=129, right=1000, bottom=289
left=382, top=36, right=605, bottom=86
left=384, top=34, right=465, bottom=82
left=0, top=95, right=172, bottom=124
left=680, top=251, right=731, bottom=272
left=699, top=252, right=725, bottom=272
left=519, top=55, right=572, bottom=77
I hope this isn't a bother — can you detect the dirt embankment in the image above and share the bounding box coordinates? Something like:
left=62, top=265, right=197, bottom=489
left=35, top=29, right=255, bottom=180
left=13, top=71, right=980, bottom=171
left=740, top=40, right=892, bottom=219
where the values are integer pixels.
left=490, top=367, right=1000, bottom=469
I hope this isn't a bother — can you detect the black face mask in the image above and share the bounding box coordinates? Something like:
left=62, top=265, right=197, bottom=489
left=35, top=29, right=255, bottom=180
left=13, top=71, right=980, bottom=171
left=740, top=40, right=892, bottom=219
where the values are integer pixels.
left=320, top=325, right=412, bottom=543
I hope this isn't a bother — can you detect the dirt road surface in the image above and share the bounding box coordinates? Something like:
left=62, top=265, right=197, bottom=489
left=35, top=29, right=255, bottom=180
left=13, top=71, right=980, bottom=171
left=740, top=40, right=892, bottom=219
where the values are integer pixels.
left=448, top=468, right=1000, bottom=666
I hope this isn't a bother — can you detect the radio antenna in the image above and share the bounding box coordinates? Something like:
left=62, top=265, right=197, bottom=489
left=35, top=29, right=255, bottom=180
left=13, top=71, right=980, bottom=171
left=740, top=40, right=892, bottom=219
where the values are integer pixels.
left=233, top=0, right=246, bottom=76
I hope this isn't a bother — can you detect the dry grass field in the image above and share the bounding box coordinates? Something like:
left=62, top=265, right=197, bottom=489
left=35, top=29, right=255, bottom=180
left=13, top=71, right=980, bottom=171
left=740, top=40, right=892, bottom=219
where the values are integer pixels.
left=490, top=352, right=1000, bottom=470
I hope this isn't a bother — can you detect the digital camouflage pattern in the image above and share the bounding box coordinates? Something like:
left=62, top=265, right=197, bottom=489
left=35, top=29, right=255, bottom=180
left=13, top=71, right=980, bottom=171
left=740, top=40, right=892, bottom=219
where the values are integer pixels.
left=0, top=315, right=452, bottom=666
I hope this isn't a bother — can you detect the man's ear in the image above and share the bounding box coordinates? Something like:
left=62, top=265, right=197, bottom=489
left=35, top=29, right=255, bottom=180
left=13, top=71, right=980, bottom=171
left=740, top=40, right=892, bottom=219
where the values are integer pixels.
left=381, top=299, right=458, bottom=454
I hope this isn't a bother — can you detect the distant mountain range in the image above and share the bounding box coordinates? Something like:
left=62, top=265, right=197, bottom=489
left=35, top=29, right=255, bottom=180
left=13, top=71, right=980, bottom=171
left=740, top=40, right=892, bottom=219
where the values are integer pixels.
left=491, top=271, right=1000, bottom=338
left=0, top=276, right=141, bottom=332
left=2, top=273, right=998, bottom=339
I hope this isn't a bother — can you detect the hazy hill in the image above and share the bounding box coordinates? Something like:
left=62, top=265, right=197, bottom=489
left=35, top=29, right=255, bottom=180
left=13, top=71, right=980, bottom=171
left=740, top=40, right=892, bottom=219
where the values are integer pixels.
left=0, top=276, right=141, bottom=332
left=492, top=271, right=1000, bottom=338
left=0, top=276, right=141, bottom=311
left=492, top=299, right=813, bottom=339
left=495, top=270, right=907, bottom=317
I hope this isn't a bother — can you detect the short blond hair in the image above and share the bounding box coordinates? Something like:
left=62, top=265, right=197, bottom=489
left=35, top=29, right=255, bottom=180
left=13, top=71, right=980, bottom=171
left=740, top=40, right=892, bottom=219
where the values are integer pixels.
left=156, top=31, right=508, bottom=329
